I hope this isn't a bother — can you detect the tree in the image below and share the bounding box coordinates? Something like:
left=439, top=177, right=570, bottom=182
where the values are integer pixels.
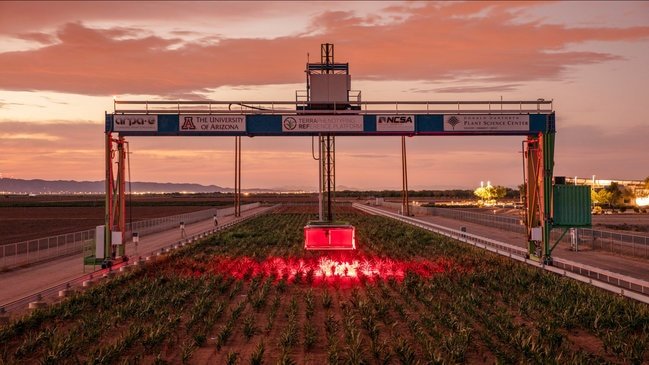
left=474, top=183, right=507, bottom=205
left=517, top=184, right=526, bottom=201
left=591, top=188, right=612, bottom=207
left=604, top=182, right=623, bottom=208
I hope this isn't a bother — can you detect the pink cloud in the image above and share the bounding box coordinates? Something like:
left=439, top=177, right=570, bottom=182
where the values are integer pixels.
left=0, top=3, right=647, bottom=96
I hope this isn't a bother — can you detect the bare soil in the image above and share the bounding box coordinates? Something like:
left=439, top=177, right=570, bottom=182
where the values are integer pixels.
left=0, top=206, right=211, bottom=244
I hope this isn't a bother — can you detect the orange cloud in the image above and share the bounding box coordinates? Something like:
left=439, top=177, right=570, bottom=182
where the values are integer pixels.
left=0, top=3, right=647, bottom=97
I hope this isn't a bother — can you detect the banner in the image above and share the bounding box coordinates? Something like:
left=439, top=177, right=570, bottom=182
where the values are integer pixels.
left=443, top=114, right=529, bottom=132
left=113, top=115, right=158, bottom=131
left=376, top=115, right=415, bottom=132
left=282, top=115, right=363, bottom=132
left=179, top=115, right=245, bottom=132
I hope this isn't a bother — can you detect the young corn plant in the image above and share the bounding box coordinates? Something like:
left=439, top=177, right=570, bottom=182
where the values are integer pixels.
left=180, top=339, right=197, bottom=364
left=322, top=290, right=333, bottom=309
left=243, top=314, right=258, bottom=341
left=225, top=351, right=240, bottom=365
left=370, top=338, right=393, bottom=365
left=304, top=289, right=315, bottom=320
left=393, top=336, right=417, bottom=365
left=215, top=320, right=234, bottom=352
left=303, top=322, right=317, bottom=351
left=344, top=328, right=366, bottom=365
left=248, top=340, right=265, bottom=365
left=327, top=339, right=340, bottom=365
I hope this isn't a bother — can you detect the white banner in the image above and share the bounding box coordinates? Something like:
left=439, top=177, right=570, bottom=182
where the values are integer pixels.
left=113, top=115, right=158, bottom=131
left=443, top=114, right=529, bottom=132
left=376, top=115, right=415, bottom=132
left=282, top=115, right=363, bottom=132
left=179, top=115, right=245, bottom=132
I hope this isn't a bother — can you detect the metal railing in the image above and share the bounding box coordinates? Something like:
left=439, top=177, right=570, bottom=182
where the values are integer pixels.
left=0, top=203, right=261, bottom=270
left=353, top=203, right=649, bottom=304
left=113, top=99, right=554, bottom=115
left=0, top=205, right=279, bottom=314
left=378, top=201, right=649, bottom=259
left=575, top=228, right=649, bottom=258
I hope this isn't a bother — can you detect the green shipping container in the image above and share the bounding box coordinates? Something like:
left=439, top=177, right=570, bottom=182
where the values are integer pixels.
left=553, top=185, right=591, bottom=227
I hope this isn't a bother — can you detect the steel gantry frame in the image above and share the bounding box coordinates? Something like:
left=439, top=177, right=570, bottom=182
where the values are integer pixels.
left=106, top=100, right=560, bottom=262
left=105, top=44, right=573, bottom=261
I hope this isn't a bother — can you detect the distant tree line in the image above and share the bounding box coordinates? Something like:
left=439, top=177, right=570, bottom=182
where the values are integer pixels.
left=337, top=188, right=521, bottom=200
left=591, top=177, right=649, bottom=210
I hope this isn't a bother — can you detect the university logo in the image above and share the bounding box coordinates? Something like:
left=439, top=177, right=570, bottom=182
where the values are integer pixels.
left=182, top=117, right=196, bottom=130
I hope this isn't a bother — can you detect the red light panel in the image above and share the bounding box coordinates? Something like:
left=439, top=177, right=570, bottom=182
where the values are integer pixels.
left=304, top=225, right=356, bottom=250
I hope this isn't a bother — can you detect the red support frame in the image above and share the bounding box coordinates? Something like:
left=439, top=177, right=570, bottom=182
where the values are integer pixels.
left=104, top=132, right=127, bottom=260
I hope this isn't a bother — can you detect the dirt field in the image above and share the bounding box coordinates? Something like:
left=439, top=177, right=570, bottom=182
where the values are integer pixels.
left=0, top=193, right=324, bottom=245
left=0, top=206, right=216, bottom=244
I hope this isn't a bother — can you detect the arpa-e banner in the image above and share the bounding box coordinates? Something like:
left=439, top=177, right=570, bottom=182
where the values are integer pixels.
left=113, top=115, right=158, bottom=131
left=179, top=115, right=246, bottom=132
left=376, top=115, right=415, bottom=132
left=282, top=115, right=363, bottom=132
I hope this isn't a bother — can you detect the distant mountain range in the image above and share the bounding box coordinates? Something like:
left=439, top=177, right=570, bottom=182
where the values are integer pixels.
left=0, top=178, right=475, bottom=194
left=0, top=178, right=308, bottom=194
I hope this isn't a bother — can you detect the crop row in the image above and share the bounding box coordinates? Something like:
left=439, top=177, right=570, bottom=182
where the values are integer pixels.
left=0, top=209, right=647, bottom=364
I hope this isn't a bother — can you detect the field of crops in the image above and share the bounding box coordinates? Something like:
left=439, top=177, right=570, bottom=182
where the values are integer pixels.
left=1, top=206, right=648, bottom=364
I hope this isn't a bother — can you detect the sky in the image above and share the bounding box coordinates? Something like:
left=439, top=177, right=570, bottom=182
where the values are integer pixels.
left=0, top=1, right=648, bottom=190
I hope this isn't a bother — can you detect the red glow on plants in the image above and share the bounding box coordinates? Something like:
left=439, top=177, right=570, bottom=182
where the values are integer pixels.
left=166, top=253, right=460, bottom=286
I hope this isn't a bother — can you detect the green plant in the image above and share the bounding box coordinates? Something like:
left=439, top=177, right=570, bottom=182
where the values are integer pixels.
left=249, top=340, right=265, bottom=365
left=226, top=351, right=239, bottom=365
left=322, top=290, right=333, bottom=309
left=243, top=314, right=258, bottom=341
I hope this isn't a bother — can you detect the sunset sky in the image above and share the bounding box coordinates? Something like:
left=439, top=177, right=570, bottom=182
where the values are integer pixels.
left=0, top=1, right=648, bottom=190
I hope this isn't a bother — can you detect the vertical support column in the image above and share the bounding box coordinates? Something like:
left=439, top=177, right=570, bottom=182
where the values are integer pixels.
left=401, top=136, right=410, bottom=216
left=541, top=131, right=555, bottom=263
left=117, top=136, right=126, bottom=257
left=525, top=135, right=542, bottom=259
left=525, top=131, right=555, bottom=264
left=238, top=136, right=242, bottom=217
left=234, top=136, right=242, bottom=217
left=321, top=134, right=335, bottom=222
left=318, top=134, right=323, bottom=221
left=332, top=135, right=336, bottom=211
left=104, top=132, right=113, bottom=260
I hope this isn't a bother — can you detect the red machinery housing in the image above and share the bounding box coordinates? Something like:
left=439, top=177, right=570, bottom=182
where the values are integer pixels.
left=304, top=223, right=356, bottom=250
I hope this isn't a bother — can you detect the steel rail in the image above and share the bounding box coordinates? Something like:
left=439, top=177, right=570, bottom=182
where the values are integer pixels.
left=114, top=99, right=554, bottom=115
left=353, top=203, right=649, bottom=304
left=114, top=100, right=553, bottom=105
left=0, top=205, right=279, bottom=315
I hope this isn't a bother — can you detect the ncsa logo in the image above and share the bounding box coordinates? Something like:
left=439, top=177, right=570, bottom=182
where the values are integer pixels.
left=378, top=116, right=413, bottom=124
left=283, top=117, right=297, bottom=130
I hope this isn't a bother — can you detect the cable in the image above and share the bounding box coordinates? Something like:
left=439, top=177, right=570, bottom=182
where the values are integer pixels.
left=228, top=103, right=270, bottom=111
left=311, top=136, right=320, bottom=160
